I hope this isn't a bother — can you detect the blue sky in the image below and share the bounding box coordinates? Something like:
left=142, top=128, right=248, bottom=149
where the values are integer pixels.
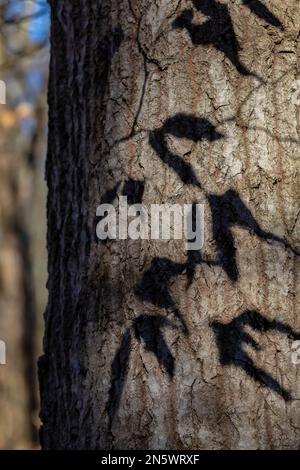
left=28, top=0, right=50, bottom=43
left=6, top=0, right=50, bottom=43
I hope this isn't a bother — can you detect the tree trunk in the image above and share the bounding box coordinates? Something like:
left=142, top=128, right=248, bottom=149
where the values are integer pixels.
left=39, top=0, right=300, bottom=449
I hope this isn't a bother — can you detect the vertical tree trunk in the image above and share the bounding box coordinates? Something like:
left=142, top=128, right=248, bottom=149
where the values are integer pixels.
left=40, top=0, right=300, bottom=449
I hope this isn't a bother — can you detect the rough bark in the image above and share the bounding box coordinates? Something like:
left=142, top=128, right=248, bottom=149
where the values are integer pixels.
left=40, top=0, right=300, bottom=449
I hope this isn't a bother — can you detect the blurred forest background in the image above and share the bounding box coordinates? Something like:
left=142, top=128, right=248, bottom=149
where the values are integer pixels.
left=0, top=0, right=50, bottom=449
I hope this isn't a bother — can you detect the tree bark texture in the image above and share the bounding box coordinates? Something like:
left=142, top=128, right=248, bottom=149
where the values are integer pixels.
left=39, top=0, right=300, bottom=449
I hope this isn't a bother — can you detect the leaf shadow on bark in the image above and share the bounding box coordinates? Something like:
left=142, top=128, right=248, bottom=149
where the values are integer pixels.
left=149, top=113, right=224, bottom=189
left=241, top=0, right=283, bottom=29
left=211, top=310, right=300, bottom=401
left=134, top=315, right=176, bottom=378
left=172, top=0, right=255, bottom=78
left=122, top=178, right=145, bottom=205
left=172, top=0, right=282, bottom=80
left=106, top=327, right=132, bottom=428
left=107, top=315, right=177, bottom=427
left=207, top=189, right=299, bottom=282
left=134, top=257, right=189, bottom=333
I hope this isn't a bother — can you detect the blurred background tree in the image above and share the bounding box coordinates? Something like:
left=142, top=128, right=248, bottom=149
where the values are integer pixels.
left=0, top=0, right=49, bottom=449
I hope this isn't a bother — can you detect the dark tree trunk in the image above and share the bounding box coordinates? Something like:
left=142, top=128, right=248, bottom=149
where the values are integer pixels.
left=39, top=0, right=300, bottom=449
